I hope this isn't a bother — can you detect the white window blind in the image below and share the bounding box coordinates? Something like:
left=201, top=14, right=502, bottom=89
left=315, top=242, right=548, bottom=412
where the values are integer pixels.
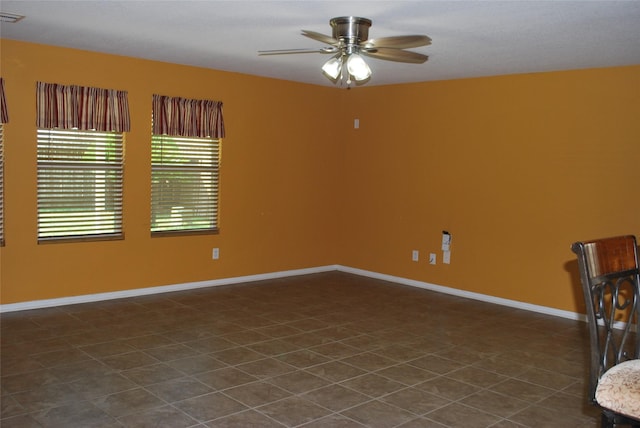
left=151, top=135, right=219, bottom=235
left=0, top=124, right=4, bottom=246
left=37, top=129, right=124, bottom=241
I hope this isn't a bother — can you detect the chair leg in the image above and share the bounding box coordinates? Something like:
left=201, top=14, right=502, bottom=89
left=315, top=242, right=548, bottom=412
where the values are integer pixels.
left=604, top=410, right=640, bottom=428
left=601, top=411, right=614, bottom=428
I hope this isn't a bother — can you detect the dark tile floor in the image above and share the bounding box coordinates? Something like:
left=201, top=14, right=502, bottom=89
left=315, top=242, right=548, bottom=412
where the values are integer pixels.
left=1, top=271, right=601, bottom=427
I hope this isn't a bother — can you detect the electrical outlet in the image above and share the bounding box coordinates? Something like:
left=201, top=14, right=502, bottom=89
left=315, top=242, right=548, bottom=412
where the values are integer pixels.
left=412, top=250, right=419, bottom=262
left=212, top=248, right=219, bottom=260
left=429, top=253, right=437, bottom=265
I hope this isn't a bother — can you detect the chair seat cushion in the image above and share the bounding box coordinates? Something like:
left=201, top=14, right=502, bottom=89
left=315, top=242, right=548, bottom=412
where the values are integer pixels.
left=596, top=359, right=640, bottom=421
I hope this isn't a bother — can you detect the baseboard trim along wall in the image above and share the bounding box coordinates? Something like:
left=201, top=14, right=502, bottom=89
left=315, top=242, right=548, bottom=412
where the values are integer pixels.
left=0, top=265, right=585, bottom=323
left=337, top=266, right=585, bottom=322
left=0, top=265, right=338, bottom=313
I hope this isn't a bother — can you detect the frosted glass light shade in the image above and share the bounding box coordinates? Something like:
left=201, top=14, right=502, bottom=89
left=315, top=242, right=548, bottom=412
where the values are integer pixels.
left=346, top=54, right=371, bottom=81
left=322, top=57, right=342, bottom=79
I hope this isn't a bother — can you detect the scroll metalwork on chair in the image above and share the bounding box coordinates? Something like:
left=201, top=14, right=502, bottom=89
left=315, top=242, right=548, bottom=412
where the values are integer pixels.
left=572, top=235, right=640, bottom=427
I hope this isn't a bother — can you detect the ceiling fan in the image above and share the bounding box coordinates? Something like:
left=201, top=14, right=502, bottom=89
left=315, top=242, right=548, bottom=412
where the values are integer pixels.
left=258, top=16, right=431, bottom=86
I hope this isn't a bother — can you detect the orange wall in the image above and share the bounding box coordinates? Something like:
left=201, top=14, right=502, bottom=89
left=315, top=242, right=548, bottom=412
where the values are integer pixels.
left=336, top=67, right=640, bottom=312
left=0, top=39, right=342, bottom=303
left=1, top=39, right=639, bottom=314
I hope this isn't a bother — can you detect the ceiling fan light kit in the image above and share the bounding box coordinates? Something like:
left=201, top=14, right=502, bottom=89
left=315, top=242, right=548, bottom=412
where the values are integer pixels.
left=259, top=16, right=431, bottom=87
left=345, top=53, right=372, bottom=81
left=321, top=56, right=342, bottom=80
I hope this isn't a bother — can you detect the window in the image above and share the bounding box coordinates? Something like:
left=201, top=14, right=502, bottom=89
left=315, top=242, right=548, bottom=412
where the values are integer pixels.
left=35, top=82, right=130, bottom=243
left=151, top=135, right=220, bottom=235
left=150, top=93, right=225, bottom=236
left=37, top=129, right=124, bottom=241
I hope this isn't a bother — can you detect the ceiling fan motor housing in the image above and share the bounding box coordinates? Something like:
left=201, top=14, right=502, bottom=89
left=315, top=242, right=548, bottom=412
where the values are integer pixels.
left=330, top=17, right=372, bottom=45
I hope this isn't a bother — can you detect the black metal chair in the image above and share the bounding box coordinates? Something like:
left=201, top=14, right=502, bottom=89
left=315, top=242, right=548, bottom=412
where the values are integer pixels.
left=572, top=235, right=640, bottom=427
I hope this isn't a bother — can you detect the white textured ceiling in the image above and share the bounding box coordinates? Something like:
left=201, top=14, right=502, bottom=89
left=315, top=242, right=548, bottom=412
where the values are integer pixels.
left=1, top=1, right=639, bottom=87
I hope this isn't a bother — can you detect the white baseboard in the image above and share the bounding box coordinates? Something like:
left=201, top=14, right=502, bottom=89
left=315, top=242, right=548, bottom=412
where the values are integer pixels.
left=0, top=265, right=339, bottom=313
left=0, top=264, right=584, bottom=323
left=336, top=266, right=585, bottom=322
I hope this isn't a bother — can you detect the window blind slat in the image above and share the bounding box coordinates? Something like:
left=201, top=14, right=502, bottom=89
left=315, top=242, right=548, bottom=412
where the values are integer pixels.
left=37, top=129, right=124, bottom=241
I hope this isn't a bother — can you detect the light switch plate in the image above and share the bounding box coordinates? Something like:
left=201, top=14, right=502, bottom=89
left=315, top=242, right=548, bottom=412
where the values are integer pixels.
left=442, top=232, right=451, bottom=251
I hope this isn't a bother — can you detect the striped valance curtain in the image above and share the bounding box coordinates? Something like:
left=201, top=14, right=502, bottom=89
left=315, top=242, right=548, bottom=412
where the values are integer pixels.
left=0, top=78, right=8, bottom=123
left=152, top=94, right=225, bottom=138
left=36, top=82, right=130, bottom=132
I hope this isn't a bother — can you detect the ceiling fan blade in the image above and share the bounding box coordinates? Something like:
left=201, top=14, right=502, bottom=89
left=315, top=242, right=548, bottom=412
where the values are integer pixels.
left=364, top=35, right=431, bottom=49
left=301, top=30, right=339, bottom=45
left=362, top=48, right=429, bottom=64
left=258, top=47, right=337, bottom=55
